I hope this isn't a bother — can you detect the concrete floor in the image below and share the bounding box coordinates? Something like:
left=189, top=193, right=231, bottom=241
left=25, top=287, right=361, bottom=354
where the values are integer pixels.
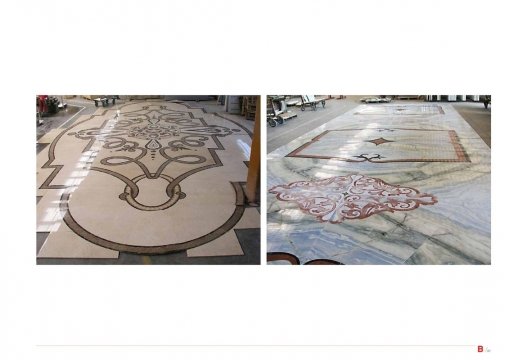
left=267, top=96, right=491, bottom=153
left=451, top=101, right=491, bottom=147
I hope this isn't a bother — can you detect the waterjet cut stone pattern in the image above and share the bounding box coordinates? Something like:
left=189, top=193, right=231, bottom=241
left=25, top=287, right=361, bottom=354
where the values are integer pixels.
left=36, top=101, right=259, bottom=259
left=267, top=103, right=490, bottom=265
left=269, top=174, right=437, bottom=224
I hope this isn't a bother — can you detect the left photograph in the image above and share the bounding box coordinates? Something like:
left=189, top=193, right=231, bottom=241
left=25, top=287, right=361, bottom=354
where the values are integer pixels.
left=36, top=95, right=260, bottom=265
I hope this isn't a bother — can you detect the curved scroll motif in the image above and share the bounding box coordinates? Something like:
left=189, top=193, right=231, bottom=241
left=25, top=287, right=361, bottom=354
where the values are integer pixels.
left=65, top=106, right=241, bottom=211
left=269, top=174, right=437, bottom=224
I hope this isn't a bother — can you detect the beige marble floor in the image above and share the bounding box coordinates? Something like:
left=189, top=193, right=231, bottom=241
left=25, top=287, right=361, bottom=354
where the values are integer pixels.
left=36, top=100, right=259, bottom=262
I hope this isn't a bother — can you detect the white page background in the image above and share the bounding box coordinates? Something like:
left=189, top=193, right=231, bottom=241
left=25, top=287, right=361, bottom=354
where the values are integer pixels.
left=2, top=0, right=507, bottom=359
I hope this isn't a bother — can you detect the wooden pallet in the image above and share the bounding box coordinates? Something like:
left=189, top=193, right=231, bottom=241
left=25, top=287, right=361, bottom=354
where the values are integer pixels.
left=242, top=96, right=258, bottom=120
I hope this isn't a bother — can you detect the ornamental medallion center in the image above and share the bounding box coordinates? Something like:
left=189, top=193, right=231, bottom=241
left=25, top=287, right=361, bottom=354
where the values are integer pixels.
left=269, top=174, right=437, bottom=223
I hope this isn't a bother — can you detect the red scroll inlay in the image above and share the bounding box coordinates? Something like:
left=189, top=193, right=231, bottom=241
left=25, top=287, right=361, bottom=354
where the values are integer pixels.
left=269, top=174, right=437, bottom=224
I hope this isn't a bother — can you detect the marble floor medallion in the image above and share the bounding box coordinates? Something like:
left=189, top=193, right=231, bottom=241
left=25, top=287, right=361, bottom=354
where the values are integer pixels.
left=268, top=103, right=490, bottom=265
left=37, top=101, right=259, bottom=260
left=269, top=174, right=437, bottom=224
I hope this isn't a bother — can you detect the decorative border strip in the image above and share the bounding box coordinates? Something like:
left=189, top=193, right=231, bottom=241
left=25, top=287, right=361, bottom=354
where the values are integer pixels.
left=354, top=104, right=445, bottom=115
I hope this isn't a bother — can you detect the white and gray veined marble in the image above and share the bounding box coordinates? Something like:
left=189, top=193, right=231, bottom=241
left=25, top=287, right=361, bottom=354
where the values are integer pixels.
left=267, top=103, right=491, bottom=265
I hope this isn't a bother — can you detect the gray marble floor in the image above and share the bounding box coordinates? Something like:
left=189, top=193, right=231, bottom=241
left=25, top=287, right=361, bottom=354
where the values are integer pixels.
left=267, top=102, right=491, bottom=265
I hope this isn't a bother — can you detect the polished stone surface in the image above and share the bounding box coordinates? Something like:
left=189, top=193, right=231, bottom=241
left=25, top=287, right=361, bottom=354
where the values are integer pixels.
left=37, top=100, right=259, bottom=263
left=287, top=128, right=467, bottom=162
left=267, top=103, right=490, bottom=265
left=354, top=104, right=444, bottom=115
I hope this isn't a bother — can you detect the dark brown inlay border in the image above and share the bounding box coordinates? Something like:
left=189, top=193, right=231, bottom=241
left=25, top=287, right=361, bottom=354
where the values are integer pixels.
left=267, top=252, right=345, bottom=265
left=60, top=181, right=246, bottom=255
left=267, top=252, right=300, bottom=265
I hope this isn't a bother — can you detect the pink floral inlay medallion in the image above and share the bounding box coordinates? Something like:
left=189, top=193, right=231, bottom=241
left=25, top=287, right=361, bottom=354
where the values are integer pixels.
left=269, top=174, right=437, bottom=224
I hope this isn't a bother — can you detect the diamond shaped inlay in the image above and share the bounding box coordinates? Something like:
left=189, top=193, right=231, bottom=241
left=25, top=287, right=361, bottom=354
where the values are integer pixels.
left=366, top=137, right=394, bottom=146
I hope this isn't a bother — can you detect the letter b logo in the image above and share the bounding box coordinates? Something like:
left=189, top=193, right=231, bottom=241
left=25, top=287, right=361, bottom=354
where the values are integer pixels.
left=478, top=345, right=484, bottom=352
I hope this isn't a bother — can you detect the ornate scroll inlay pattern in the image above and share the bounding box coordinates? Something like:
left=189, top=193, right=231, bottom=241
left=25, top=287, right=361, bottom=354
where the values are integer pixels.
left=269, top=174, right=437, bottom=223
left=37, top=102, right=255, bottom=256
left=65, top=106, right=241, bottom=211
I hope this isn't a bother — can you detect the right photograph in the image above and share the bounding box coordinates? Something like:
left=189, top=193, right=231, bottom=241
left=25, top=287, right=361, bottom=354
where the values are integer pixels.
left=266, top=95, right=491, bottom=265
